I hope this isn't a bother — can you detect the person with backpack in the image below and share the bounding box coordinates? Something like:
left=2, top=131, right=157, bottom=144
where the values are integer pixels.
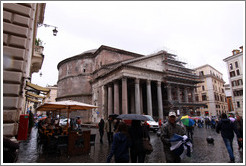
left=216, top=113, right=242, bottom=163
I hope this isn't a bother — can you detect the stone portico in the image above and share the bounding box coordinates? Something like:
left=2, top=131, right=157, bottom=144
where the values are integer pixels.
left=57, top=45, right=205, bottom=122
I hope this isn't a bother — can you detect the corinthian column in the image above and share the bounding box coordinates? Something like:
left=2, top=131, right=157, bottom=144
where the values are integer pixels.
left=135, top=78, right=141, bottom=115
left=147, top=80, right=153, bottom=116
left=114, top=81, right=119, bottom=115
left=122, top=77, right=128, bottom=114
left=157, top=81, right=163, bottom=120
left=108, top=84, right=113, bottom=116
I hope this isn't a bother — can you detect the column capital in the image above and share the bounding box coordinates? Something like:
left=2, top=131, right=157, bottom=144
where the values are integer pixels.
left=147, top=79, right=151, bottom=85
left=135, top=78, right=140, bottom=84
left=157, top=81, right=162, bottom=86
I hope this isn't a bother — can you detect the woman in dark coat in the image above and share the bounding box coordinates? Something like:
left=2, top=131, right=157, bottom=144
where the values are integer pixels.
left=107, top=122, right=131, bottom=163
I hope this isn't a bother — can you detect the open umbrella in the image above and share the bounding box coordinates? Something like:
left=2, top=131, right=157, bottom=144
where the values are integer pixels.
left=181, top=115, right=195, bottom=127
left=36, top=100, right=98, bottom=127
left=117, top=114, right=149, bottom=121
left=109, top=114, right=119, bottom=120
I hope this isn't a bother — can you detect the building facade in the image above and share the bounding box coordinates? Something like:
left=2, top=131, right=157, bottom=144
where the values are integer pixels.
left=57, top=45, right=205, bottom=123
left=194, top=64, right=228, bottom=117
left=3, top=3, right=46, bottom=137
left=225, top=84, right=234, bottom=113
left=223, top=46, right=243, bottom=116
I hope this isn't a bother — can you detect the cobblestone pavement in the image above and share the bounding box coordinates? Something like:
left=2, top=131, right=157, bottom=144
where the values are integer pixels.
left=16, top=125, right=244, bottom=163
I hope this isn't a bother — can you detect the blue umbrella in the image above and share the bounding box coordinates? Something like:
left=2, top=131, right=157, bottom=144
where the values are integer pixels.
left=170, top=134, right=193, bottom=159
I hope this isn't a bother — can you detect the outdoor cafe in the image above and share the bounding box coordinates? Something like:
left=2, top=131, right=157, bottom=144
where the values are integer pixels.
left=36, top=100, right=98, bottom=156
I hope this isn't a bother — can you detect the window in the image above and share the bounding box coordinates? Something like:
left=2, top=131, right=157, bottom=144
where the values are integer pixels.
left=202, top=93, right=207, bottom=101
left=202, top=86, right=205, bottom=91
left=199, top=71, right=204, bottom=76
left=235, top=61, right=238, bottom=68
left=237, top=101, right=240, bottom=108
left=229, top=63, right=233, bottom=70
left=236, top=69, right=240, bottom=75
left=230, top=71, right=236, bottom=77
left=195, top=95, right=199, bottom=102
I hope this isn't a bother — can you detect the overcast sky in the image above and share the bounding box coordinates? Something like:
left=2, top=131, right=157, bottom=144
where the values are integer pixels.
left=32, top=1, right=245, bottom=87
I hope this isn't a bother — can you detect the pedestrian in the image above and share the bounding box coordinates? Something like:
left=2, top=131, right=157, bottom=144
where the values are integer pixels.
left=129, top=120, right=149, bottom=163
left=234, top=114, right=243, bottom=150
left=160, top=111, right=186, bottom=163
left=76, top=117, right=82, bottom=131
left=107, top=122, right=131, bottom=163
left=216, top=113, right=242, bottom=163
left=185, top=125, right=194, bottom=141
left=98, top=119, right=105, bottom=144
left=105, top=116, right=114, bottom=144
left=205, top=118, right=210, bottom=129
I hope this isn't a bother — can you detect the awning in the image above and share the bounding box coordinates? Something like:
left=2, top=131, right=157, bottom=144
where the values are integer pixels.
left=26, top=82, right=50, bottom=93
left=26, top=91, right=45, bottom=99
left=27, top=97, right=41, bottom=103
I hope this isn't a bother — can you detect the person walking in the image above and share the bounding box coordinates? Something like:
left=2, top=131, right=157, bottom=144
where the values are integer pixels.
left=185, top=125, right=194, bottom=141
left=216, top=113, right=242, bottom=163
left=98, top=119, right=105, bottom=144
left=129, top=120, right=149, bottom=163
left=105, top=116, right=114, bottom=144
left=234, top=114, right=243, bottom=150
left=160, top=111, right=186, bottom=163
left=107, top=122, right=131, bottom=163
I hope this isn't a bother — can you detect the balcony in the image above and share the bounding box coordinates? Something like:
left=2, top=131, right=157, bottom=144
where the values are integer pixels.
left=30, top=45, right=44, bottom=74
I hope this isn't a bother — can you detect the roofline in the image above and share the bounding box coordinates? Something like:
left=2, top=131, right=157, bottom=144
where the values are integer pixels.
left=223, top=52, right=243, bottom=62
left=193, top=64, right=223, bottom=75
left=57, top=45, right=144, bottom=70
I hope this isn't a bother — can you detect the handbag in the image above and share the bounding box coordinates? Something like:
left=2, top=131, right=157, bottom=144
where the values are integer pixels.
left=142, top=138, right=153, bottom=154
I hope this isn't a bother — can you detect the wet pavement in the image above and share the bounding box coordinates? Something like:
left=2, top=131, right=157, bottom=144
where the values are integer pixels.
left=16, top=125, right=244, bottom=163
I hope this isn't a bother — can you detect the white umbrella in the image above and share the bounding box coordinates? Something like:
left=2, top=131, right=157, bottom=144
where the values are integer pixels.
left=36, top=100, right=98, bottom=127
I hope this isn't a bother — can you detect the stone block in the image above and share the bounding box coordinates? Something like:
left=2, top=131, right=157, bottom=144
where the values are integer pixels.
left=3, top=84, right=20, bottom=96
left=3, top=3, right=32, bottom=17
left=3, top=22, right=28, bottom=38
left=3, top=123, right=18, bottom=136
left=3, top=46, right=25, bottom=60
left=3, top=11, right=12, bottom=23
left=9, top=35, right=27, bottom=48
left=3, top=96, right=19, bottom=109
left=3, top=34, right=8, bottom=45
left=3, top=71, right=22, bottom=84
left=3, top=110, right=19, bottom=122
left=13, top=14, right=30, bottom=27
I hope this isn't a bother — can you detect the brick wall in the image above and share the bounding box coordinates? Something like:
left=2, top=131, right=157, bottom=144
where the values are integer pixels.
left=3, top=3, right=45, bottom=137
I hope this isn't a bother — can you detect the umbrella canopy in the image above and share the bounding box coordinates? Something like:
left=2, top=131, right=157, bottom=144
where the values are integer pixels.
left=36, top=100, right=98, bottom=127
left=36, top=100, right=98, bottom=111
left=109, top=114, right=119, bottom=120
left=180, top=115, right=195, bottom=127
left=117, top=114, right=149, bottom=121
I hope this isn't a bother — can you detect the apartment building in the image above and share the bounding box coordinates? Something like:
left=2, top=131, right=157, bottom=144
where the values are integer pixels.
left=223, top=46, right=243, bottom=116
left=194, top=64, right=228, bottom=117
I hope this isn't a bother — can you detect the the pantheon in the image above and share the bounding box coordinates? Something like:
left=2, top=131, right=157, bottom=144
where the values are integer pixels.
left=57, top=45, right=205, bottom=123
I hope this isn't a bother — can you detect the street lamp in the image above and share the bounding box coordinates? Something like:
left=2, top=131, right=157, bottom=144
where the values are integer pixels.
left=38, top=23, right=58, bottom=36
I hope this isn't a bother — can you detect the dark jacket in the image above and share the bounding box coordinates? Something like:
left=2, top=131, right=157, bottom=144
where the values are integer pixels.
left=216, top=119, right=240, bottom=139
left=107, top=132, right=130, bottom=162
left=129, top=125, right=144, bottom=153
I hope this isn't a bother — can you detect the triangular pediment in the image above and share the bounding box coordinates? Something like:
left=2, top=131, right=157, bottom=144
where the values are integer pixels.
left=125, top=54, right=165, bottom=72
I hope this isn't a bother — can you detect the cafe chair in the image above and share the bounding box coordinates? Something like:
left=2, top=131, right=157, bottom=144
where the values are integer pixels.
left=56, top=135, right=68, bottom=156
left=90, top=134, right=96, bottom=148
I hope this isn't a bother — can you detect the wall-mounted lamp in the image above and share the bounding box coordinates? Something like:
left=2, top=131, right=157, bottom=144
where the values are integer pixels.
left=38, top=23, right=58, bottom=36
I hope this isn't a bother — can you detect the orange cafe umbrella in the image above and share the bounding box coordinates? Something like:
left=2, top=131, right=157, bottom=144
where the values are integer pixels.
left=36, top=100, right=98, bottom=127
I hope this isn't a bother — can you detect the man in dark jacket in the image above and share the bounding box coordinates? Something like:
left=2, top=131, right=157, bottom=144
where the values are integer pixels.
left=216, top=113, right=242, bottom=163
left=160, top=112, right=186, bottom=163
